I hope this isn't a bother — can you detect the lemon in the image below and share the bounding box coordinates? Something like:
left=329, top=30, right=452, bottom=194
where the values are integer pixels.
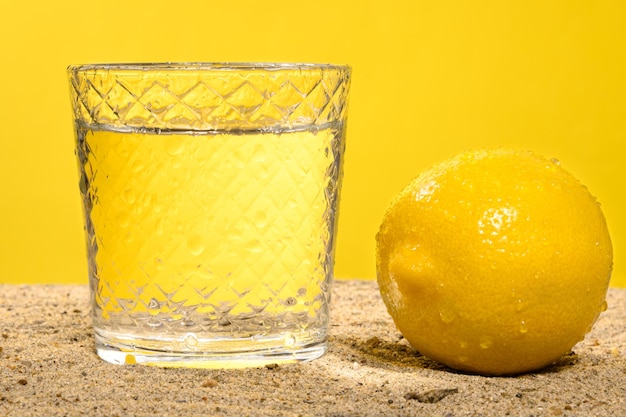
left=375, top=148, right=613, bottom=375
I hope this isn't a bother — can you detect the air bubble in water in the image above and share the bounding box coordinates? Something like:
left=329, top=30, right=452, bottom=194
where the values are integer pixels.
left=284, top=334, right=296, bottom=347
left=255, top=211, right=268, bottom=228
left=253, top=144, right=267, bottom=164
left=247, top=239, right=262, bottom=254
left=187, top=235, right=205, bottom=256
left=166, top=138, right=185, bottom=156
left=184, top=334, right=198, bottom=348
left=122, top=188, right=137, bottom=205
left=154, top=257, right=164, bottom=271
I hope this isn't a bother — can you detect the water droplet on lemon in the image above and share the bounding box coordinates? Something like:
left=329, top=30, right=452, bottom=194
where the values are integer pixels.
left=439, top=309, right=455, bottom=323
left=519, top=321, right=529, bottom=334
left=479, top=336, right=493, bottom=350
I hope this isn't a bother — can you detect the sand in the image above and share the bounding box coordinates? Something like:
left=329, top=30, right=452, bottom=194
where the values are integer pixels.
left=1, top=280, right=625, bottom=416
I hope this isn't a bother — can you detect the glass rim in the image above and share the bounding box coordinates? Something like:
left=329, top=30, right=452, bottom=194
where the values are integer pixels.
left=67, top=62, right=351, bottom=73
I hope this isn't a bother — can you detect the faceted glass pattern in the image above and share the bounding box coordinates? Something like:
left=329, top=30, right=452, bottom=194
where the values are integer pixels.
left=68, top=63, right=351, bottom=131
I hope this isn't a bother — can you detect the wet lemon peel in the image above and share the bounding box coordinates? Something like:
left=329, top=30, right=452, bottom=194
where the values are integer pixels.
left=376, top=148, right=613, bottom=375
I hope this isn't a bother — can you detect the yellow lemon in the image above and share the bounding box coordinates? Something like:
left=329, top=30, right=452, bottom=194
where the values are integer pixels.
left=375, top=148, right=613, bottom=375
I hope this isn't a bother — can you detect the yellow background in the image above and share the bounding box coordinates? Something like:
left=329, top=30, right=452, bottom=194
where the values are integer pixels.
left=1, top=1, right=624, bottom=286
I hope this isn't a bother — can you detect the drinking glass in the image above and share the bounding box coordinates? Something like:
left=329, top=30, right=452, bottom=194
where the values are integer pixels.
left=67, top=63, right=351, bottom=367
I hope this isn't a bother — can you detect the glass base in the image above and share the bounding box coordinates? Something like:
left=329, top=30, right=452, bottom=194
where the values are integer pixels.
left=94, top=330, right=327, bottom=368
